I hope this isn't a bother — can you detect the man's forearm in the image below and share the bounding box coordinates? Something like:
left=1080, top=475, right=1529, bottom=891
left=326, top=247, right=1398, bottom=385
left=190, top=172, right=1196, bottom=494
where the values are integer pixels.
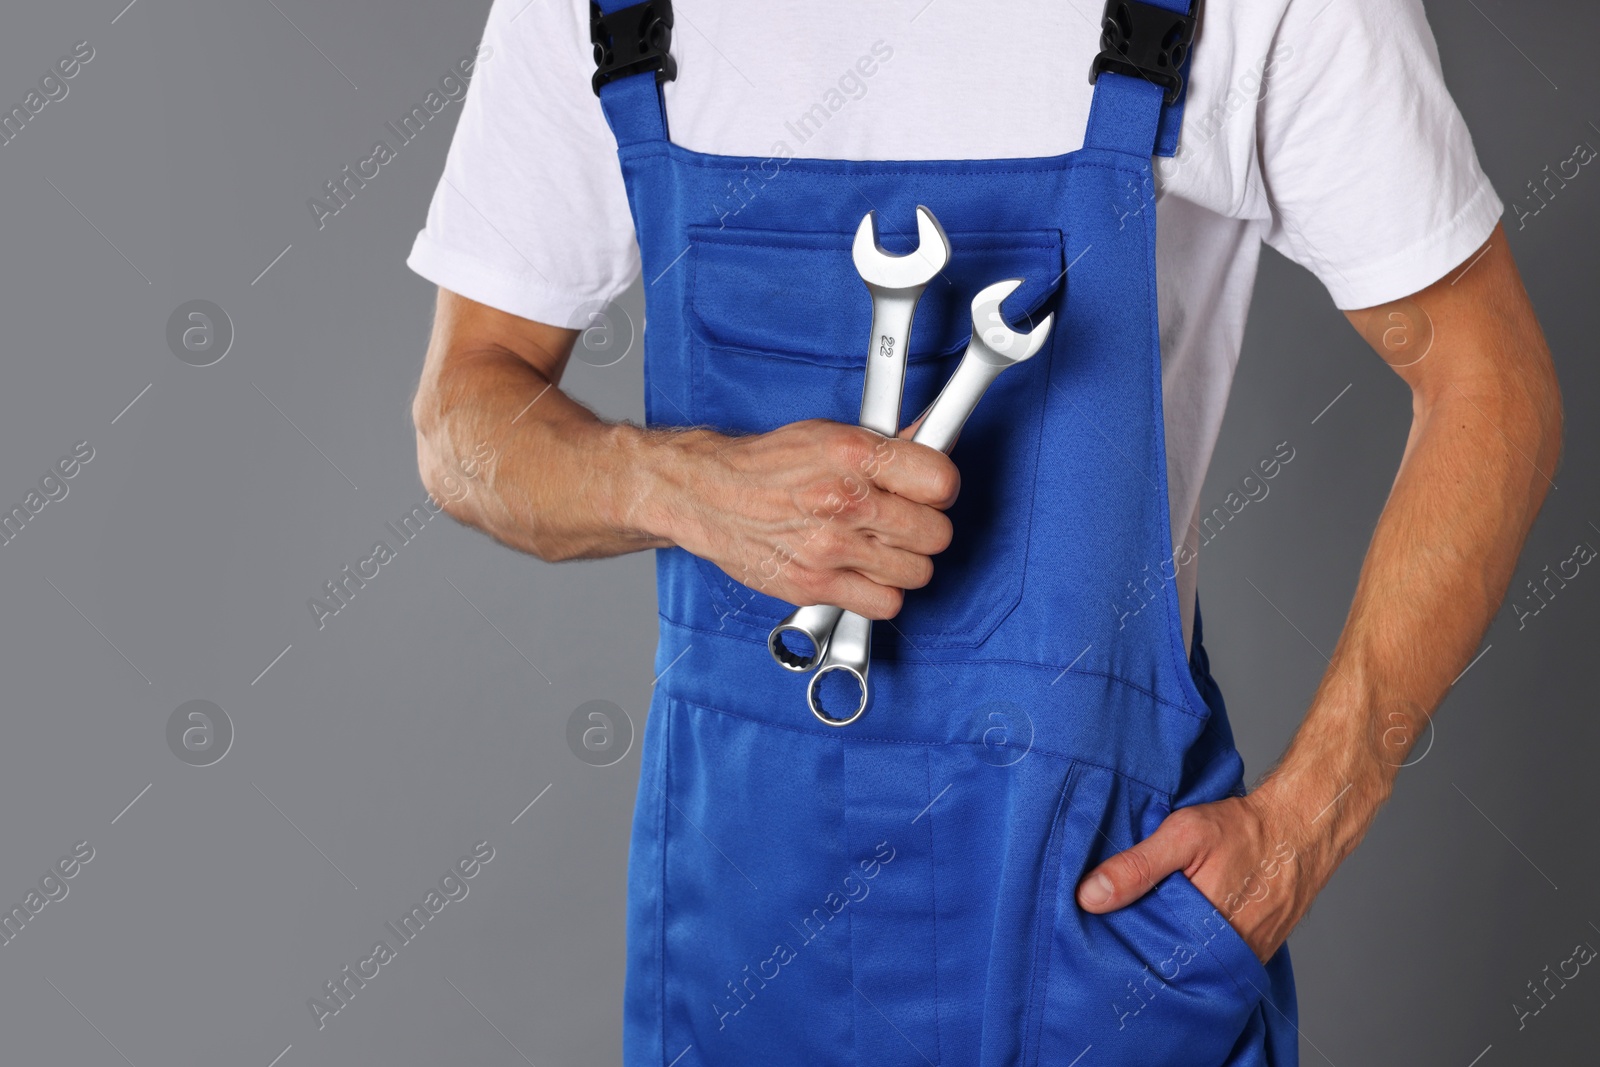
left=411, top=290, right=959, bottom=620
left=413, top=333, right=684, bottom=562
left=1255, top=235, right=1562, bottom=887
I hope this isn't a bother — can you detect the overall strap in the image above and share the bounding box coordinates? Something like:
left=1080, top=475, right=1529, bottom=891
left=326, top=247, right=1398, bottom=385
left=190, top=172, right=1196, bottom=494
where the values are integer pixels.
left=590, top=0, right=676, bottom=147
left=1083, top=0, right=1201, bottom=158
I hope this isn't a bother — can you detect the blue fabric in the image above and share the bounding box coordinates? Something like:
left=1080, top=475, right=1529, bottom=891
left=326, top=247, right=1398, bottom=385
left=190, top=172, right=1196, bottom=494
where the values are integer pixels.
left=593, top=6, right=1299, bottom=1064
left=1140, top=0, right=1201, bottom=157
left=598, top=73, right=668, bottom=148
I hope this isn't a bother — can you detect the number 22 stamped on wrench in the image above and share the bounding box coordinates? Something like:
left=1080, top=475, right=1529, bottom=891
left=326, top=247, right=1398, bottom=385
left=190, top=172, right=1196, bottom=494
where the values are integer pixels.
left=767, top=206, right=950, bottom=683
left=770, top=208, right=1057, bottom=727
left=805, top=279, right=1054, bottom=725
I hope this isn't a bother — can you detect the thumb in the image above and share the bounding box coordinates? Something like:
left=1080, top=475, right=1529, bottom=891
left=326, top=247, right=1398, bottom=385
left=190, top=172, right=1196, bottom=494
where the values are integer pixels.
left=897, top=407, right=962, bottom=451
left=896, top=407, right=929, bottom=441
left=1076, top=821, right=1193, bottom=914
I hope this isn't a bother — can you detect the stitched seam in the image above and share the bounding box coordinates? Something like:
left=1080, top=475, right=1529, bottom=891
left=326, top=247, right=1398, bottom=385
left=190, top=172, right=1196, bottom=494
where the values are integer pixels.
left=657, top=699, right=671, bottom=1064
left=924, top=748, right=943, bottom=1065
left=696, top=569, right=1041, bottom=644
left=980, top=330, right=1052, bottom=652
left=1155, top=872, right=1271, bottom=1002
left=661, top=694, right=1174, bottom=797
left=620, top=142, right=1147, bottom=181
left=1133, top=170, right=1218, bottom=722
left=685, top=238, right=1064, bottom=253
left=1179, top=900, right=1270, bottom=1000
left=843, top=734, right=859, bottom=1066
left=1025, top=763, right=1078, bottom=1066
left=689, top=337, right=956, bottom=369
left=657, top=616, right=1205, bottom=720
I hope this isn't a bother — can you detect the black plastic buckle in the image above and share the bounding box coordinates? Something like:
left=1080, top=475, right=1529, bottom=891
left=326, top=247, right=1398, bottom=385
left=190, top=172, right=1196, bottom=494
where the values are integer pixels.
left=1090, top=0, right=1199, bottom=105
left=590, top=1, right=677, bottom=97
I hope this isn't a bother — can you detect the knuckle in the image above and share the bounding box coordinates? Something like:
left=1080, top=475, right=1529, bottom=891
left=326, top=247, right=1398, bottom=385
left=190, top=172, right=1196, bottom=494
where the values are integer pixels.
left=1118, top=848, right=1157, bottom=892
left=865, top=435, right=899, bottom=473
left=809, top=526, right=851, bottom=564
left=812, top=480, right=868, bottom=524
left=839, top=486, right=878, bottom=524
left=827, top=424, right=876, bottom=471
left=801, top=476, right=845, bottom=513
left=1167, top=809, right=1212, bottom=851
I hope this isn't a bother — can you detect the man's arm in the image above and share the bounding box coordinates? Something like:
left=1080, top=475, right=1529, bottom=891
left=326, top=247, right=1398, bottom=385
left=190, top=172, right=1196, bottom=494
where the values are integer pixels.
left=410, top=287, right=958, bottom=620
left=1076, top=223, right=1564, bottom=960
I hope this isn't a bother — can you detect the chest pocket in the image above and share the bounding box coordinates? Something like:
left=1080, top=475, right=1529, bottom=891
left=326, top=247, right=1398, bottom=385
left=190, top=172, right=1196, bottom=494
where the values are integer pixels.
left=683, top=222, right=1064, bottom=652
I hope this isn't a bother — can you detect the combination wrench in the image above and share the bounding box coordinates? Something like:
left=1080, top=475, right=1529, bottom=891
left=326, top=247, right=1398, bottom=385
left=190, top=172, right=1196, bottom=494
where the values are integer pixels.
left=767, top=206, right=952, bottom=676
left=805, top=278, right=1056, bottom=726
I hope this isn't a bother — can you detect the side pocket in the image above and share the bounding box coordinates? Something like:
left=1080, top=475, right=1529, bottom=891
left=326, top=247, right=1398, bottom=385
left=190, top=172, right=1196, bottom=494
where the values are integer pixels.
left=1030, top=767, right=1269, bottom=1067
left=1155, top=868, right=1274, bottom=1007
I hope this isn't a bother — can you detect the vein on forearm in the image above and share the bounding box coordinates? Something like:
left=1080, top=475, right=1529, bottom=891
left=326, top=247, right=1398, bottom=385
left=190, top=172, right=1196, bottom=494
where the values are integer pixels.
left=1263, top=254, right=1560, bottom=869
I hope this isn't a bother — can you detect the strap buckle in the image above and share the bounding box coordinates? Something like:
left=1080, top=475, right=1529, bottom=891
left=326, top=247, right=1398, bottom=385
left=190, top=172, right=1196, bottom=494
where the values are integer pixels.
left=1089, top=0, right=1199, bottom=105
left=590, top=1, right=677, bottom=97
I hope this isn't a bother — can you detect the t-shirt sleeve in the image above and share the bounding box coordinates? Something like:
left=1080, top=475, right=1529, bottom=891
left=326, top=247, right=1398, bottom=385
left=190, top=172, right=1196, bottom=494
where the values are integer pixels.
left=406, top=0, right=641, bottom=326
left=1257, top=0, right=1504, bottom=309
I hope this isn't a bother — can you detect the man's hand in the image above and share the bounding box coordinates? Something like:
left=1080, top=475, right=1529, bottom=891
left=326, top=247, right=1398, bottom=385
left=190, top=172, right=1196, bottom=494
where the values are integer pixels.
left=1076, top=787, right=1321, bottom=963
left=1075, top=223, right=1563, bottom=962
left=411, top=288, right=959, bottom=619
left=655, top=421, right=958, bottom=620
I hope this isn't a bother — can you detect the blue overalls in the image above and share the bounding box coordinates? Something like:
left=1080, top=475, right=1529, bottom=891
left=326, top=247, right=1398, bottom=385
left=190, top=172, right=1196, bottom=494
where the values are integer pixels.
left=591, top=2, right=1298, bottom=1063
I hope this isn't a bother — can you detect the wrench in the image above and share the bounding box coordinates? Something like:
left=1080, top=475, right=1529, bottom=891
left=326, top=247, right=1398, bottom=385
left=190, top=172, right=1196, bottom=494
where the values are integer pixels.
left=805, top=278, right=1056, bottom=726
left=767, top=206, right=951, bottom=676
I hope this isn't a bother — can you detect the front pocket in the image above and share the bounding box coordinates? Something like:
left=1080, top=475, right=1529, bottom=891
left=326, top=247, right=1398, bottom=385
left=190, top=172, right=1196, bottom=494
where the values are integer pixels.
left=1030, top=766, right=1270, bottom=1067
left=683, top=223, right=1065, bottom=648
left=1156, top=869, right=1274, bottom=1007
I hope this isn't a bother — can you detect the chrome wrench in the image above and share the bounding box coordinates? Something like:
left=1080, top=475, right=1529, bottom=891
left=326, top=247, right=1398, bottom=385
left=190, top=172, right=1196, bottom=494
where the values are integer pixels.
left=805, top=278, right=1056, bottom=726
left=767, top=206, right=952, bottom=676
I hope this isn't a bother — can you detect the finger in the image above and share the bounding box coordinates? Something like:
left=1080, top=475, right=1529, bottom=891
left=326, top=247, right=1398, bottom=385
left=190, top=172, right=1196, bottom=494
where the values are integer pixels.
left=818, top=569, right=903, bottom=620
left=865, top=439, right=961, bottom=509
left=808, top=521, right=934, bottom=590
left=1076, top=821, right=1195, bottom=914
left=896, top=405, right=930, bottom=440
left=853, top=492, right=953, bottom=556
left=895, top=405, right=962, bottom=451
left=850, top=543, right=936, bottom=592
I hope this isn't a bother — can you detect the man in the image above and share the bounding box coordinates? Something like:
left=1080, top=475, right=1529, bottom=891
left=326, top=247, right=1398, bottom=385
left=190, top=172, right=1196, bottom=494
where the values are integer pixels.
left=407, top=0, right=1561, bottom=1063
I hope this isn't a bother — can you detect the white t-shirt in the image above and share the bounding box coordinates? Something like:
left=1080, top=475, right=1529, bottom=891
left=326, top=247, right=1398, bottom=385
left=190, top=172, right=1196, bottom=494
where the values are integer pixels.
left=408, top=0, right=1502, bottom=650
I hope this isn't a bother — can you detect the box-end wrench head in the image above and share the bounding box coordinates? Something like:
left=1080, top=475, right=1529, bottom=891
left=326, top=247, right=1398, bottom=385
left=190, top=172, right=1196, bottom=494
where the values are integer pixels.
left=854, top=206, right=951, bottom=437
left=767, top=206, right=952, bottom=675
left=768, top=603, right=845, bottom=671
left=805, top=610, right=873, bottom=726
left=805, top=278, right=1056, bottom=727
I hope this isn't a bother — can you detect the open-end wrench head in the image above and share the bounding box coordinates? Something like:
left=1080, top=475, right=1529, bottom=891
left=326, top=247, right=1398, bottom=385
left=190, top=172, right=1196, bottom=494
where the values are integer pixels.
left=969, top=278, right=1055, bottom=366
left=852, top=205, right=951, bottom=291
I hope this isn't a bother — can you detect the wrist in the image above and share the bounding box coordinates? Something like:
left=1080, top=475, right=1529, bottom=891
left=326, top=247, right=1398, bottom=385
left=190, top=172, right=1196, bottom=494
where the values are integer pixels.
left=1250, top=737, right=1396, bottom=885
left=604, top=422, right=710, bottom=549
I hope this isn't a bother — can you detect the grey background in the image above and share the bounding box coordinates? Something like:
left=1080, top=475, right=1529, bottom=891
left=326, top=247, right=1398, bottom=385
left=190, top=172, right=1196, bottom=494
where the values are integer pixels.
left=0, top=1, right=1592, bottom=1064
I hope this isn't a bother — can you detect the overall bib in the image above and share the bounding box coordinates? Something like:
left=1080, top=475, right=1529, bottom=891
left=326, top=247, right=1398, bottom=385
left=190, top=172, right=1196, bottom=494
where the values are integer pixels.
left=592, top=2, right=1299, bottom=1063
